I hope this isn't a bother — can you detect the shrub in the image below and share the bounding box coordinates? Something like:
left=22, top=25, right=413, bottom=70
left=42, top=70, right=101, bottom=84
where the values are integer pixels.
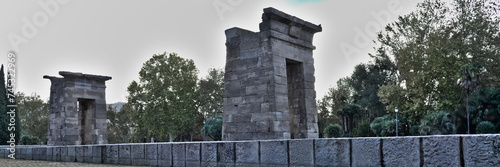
left=476, top=121, right=496, bottom=134
left=201, top=116, right=222, bottom=141
left=410, top=125, right=420, bottom=136
left=370, top=115, right=396, bottom=137
left=324, top=124, right=343, bottom=138
left=20, top=135, right=39, bottom=145
left=418, top=111, right=456, bottom=135
left=354, top=121, right=376, bottom=137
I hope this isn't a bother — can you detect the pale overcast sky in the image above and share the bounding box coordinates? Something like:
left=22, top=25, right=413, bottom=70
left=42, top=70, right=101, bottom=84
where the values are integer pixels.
left=0, top=0, right=424, bottom=103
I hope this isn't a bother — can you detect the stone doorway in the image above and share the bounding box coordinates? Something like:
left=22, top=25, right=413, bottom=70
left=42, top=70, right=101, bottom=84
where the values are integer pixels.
left=286, top=59, right=306, bottom=139
left=78, top=98, right=95, bottom=145
left=44, top=71, right=111, bottom=145
left=222, top=7, right=321, bottom=140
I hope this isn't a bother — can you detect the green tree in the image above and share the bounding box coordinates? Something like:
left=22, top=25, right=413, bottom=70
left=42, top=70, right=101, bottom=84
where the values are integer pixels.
left=418, top=111, right=456, bottom=135
left=6, top=72, right=20, bottom=144
left=375, top=0, right=500, bottom=125
left=370, top=115, right=396, bottom=137
left=0, top=65, right=9, bottom=144
left=17, top=92, right=48, bottom=144
left=201, top=116, right=222, bottom=141
left=107, top=103, right=134, bottom=143
left=467, top=87, right=500, bottom=134
left=354, top=120, right=376, bottom=137
left=324, top=124, right=343, bottom=138
left=349, top=53, right=396, bottom=121
left=338, top=104, right=362, bottom=137
left=20, top=135, right=39, bottom=145
left=476, top=121, right=496, bottom=134
left=198, top=68, right=224, bottom=118
left=127, top=52, right=202, bottom=142
left=317, top=98, right=336, bottom=138
left=317, top=77, right=351, bottom=137
left=107, top=104, right=131, bottom=143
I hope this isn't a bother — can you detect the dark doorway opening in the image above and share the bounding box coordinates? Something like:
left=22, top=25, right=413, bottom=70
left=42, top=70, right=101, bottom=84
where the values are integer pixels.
left=78, top=98, right=95, bottom=145
left=286, top=59, right=306, bottom=139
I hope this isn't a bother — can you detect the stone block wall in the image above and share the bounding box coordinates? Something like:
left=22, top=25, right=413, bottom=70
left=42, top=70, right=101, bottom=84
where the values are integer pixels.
left=223, top=7, right=322, bottom=141
left=44, top=71, right=111, bottom=146
left=2, top=135, right=500, bottom=166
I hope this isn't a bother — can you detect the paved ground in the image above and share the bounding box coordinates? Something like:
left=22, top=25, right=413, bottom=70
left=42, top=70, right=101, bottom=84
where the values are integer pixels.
left=0, top=158, right=143, bottom=167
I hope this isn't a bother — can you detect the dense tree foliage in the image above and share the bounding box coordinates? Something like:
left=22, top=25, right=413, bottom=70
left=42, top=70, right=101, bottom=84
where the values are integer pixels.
left=198, top=68, right=224, bottom=118
left=127, top=52, right=202, bottom=141
left=476, top=121, right=497, bottom=134
left=107, top=104, right=135, bottom=143
left=7, top=72, right=20, bottom=144
left=0, top=65, right=9, bottom=144
left=418, top=111, right=456, bottom=135
left=354, top=120, right=376, bottom=137
left=317, top=78, right=351, bottom=137
left=321, top=0, right=500, bottom=136
left=324, top=124, right=343, bottom=138
left=376, top=0, right=500, bottom=124
left=350, top=53, right=396, bottom=121
left=467, top=87, right=500, bottom=133
left=370, top=115, right=397, bottom=137
left=201, top=116, right=222, bottom=141
left=17, top=92, right=48, bottom=144
left=338, top=104, right=363, bottom=137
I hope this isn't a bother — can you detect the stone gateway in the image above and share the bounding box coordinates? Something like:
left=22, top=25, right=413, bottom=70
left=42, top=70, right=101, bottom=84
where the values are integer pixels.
left=44, top=71, right=111, bottom=146
left=223, top=7, right=322, bottom=140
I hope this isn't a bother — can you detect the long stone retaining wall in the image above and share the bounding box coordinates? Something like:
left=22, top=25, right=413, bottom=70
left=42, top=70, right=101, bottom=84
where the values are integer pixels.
left=1, top=134, right=499, bottom=166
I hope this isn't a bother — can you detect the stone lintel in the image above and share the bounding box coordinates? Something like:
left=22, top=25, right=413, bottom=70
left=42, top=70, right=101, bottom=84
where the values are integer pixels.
left=59, top=71, right=112, bottom=81
left=225, top=27, right=256, bottom=39
left=44, top=71, right=112, bottom=82
left=262, top=7, right=322, bottom=33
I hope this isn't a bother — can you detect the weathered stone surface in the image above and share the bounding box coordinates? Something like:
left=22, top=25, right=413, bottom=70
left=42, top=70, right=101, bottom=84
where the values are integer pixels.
left=383, top=137, right=421, bottom=167
left=16, top=147, right=23, bottom=160
left=83, top=146, right=92, bottom=163
left=289, top=139, right=314, bottom=166
left=315, top=138, right=350, bottom=167
left=186, top=143, right=201, bottom=166
left=422, top=135, right=460, bottom=166
left=235, top=141, right=259, bottom=165
left=172, top=143, right=186, bottom=167
left=66, top=146, right=75, bottom=162
left=463, top=134, right=500, bottom=166
left=75, top=146, right=84, bottom=162
left=60, top=147, right=69, bottom=162
left=260, top=140, right=288, bottom=165
left=352, top=138, right=381, bottom=167
left=91, top=145, right=103, bottom=163
left=44, top=71, right=111, bottom=146
left=32, top=147, right=43, bottom=160
left=6, top=135, right=500, bottom=166
left=158, top=143, right=172, bottom=167
left=131, top=144, right=145, bottom=166
left=218, top=142, right=235, bottom=166
left=103, top=145, right=118, bottom=164
left=118, top=144, right=131, bottom=165
left=223, top=7, right=321, bottom=141
left=0, top=147, right=5, bottom=158
left=54, top=147, right=62, bottom=161
left=46, top=147, right=53, bottom=161
left=145, top=144, right=158, bottom=166
left=201, top=142, right=218, bottom=167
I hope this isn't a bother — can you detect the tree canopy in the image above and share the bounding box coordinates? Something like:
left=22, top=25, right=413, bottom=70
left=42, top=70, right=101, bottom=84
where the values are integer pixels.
left=17, top=92, right=48, bottom=144
left=127, top=52, right=202, bottom=141
left=320, top=0, right=500, bottom=137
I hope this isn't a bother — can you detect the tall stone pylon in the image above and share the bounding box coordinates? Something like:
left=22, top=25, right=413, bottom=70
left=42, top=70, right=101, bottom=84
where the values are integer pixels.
left=44, top=71, right=111, bottom=145
left=222, top=7, right=322, bottom=141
